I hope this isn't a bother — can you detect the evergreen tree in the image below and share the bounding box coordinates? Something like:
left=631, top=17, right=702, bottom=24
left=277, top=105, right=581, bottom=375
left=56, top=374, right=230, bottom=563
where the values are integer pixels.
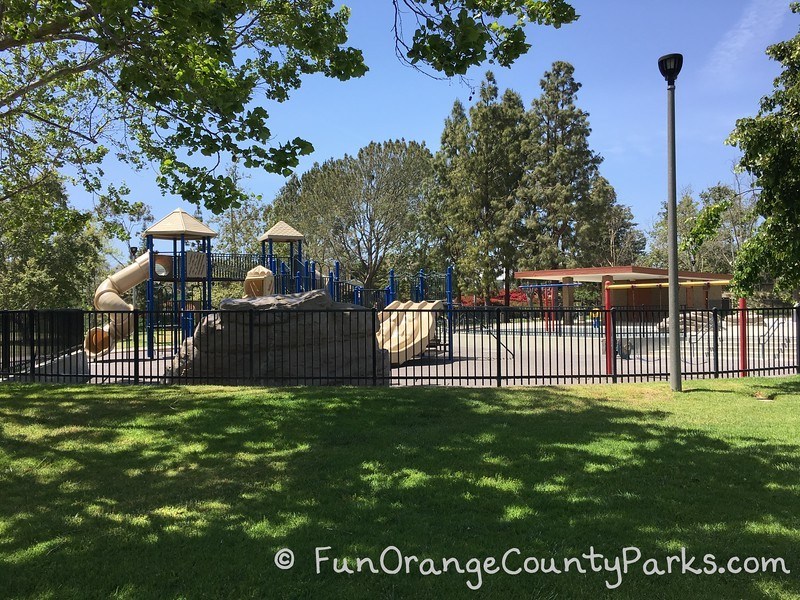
left=424, top=73, right=527, bottom=304
left=574, top=176, right=645, bottom=267
left=419, top=100, right=472, bottom=296
left=519, top=61, right=602, bottom=269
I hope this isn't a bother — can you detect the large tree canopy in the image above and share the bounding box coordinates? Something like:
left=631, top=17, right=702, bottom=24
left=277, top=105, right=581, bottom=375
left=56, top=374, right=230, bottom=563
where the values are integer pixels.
left=0, top=0, right=577, bottom=213
left=271, top=140, right=432, bottom=289
left=425, top=73, right=527, bottom=303
left=727, top=3, right=800, bottom=296
left=518, top=60, right=604, bottom=270
left=425, top=64, right=641, bottom=302
left=0, top=172, right=106, bottom=309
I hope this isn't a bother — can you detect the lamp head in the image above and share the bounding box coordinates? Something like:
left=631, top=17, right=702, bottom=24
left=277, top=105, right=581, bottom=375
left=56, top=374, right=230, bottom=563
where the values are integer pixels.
left=658, top=53, right=683, bottom=85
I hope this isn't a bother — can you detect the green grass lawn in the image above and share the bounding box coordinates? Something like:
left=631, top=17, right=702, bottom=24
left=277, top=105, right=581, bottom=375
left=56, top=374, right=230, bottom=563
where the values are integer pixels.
left=1, top=378, right=800, bottom=599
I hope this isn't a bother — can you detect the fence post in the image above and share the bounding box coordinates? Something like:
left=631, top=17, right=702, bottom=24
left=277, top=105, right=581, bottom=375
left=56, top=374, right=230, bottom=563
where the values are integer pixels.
left=795, top=303, right=800, bottom=375
left=446, top=266, right=454, bottom=363
left=610, top=308, right=618, bottom=384
left=248, top=309, right=255, bottom=383
left=28, top=309, right=36, bottom=383
left=1, top=311, right=9, bottom=374
left=739, top=297, right=748, bottom=377
left=604, top=282, right=614, bottom=378
left=334, top=261, right=341, bottom=302
left=133, top=309, right=140, bottom=384
left=496, top=309, right=502, bottom=387
left=711, top=307, right=719, bottom=378
left=372, top=308, right=378, bottom=386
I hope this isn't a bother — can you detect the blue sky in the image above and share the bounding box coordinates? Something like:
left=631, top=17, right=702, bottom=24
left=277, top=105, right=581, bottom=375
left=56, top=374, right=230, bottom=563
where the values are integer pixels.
left=72, top=0, right=797, bottom=240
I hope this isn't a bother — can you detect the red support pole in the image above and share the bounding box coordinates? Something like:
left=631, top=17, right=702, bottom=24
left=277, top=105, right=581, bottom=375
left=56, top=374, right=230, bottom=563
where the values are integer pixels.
left=739, top=297, right=748, bottom=377
left=605, top=282, right=613, bottom=375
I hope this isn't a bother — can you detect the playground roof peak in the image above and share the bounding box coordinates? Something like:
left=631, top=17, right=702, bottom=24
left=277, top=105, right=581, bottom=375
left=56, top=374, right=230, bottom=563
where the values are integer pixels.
left=145, top=208, right=217, bottom=240
left=515, top=265, right=732, bottom=284
left=259, top=221, right=304, bottom=242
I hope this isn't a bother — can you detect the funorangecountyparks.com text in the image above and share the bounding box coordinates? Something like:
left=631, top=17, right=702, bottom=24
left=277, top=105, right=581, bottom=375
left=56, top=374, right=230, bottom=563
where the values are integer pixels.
left=272, top=545, right=792, bottom=591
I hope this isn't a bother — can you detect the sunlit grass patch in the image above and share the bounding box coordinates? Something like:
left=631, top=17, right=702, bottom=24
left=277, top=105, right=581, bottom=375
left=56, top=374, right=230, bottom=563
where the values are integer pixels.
left=0, top=377, right=799, bottom=598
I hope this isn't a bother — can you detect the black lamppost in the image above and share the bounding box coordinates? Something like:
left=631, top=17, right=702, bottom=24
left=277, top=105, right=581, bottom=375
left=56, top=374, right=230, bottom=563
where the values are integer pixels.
left=658, top=53, right=683, bottom=392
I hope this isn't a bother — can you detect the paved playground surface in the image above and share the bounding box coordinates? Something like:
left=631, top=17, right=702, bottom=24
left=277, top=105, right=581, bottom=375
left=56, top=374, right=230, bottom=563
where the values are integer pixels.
left=68, top=317, right=797, bottom=386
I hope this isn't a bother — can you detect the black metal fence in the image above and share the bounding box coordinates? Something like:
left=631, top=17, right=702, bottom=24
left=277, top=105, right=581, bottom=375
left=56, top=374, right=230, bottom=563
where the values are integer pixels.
left=1, top=310, right=85, bottom=382
left=1, top=306, right=798, bottom=386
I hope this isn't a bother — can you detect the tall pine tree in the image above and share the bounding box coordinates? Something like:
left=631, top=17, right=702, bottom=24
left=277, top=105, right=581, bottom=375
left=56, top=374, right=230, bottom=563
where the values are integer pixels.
left=519, top=61, right=602, bottom=269
left=425, top=73, right=527, bottom=304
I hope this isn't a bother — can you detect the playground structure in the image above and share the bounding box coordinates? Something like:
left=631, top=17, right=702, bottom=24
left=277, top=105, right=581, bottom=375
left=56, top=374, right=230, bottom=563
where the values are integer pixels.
left=83, top=209, right=456, bottom=366
left=5, top=246, right=797, bottom=386
left=67, top=215, right=798, bottom=386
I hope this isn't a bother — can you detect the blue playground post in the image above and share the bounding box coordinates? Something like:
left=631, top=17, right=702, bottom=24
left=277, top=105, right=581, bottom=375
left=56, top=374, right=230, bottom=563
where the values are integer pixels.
left=180, top=234, right=194, bottom=340
left=146, top=235, right=155, bottom=358
left=417, top=269, right=426, bottom=302
left=388, top=269, right=396, bottom=303
left=354, top=286, right=362, bottom=306
left=296, top=270, right=302, bottom=293
left=205, top=236, right=213, bottom=310
left=280, top=262, right=287, bottom=294
left=334, top=261, right=341, bottom=302
left=268, top=239, right=275, bottom=273
left=304, top=260, right=310, bottom=291
left=172, top=239, right=179, bottom=351
left=446, top=265, right=454, bottom=362
left=311, top=261, right=317, bottom=290
left=327, top=271, right=335, bottom=298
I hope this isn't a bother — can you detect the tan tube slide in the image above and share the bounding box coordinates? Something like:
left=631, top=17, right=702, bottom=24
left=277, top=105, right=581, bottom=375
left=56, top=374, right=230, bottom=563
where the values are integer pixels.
left=377, top=300, right=444, bottom=366
left=84, top=252, right=152, bottom=358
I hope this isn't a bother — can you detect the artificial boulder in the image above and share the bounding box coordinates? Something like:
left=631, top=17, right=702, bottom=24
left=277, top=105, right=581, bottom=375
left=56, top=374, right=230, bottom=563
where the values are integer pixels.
left=163, top=289, right=390, bottom=385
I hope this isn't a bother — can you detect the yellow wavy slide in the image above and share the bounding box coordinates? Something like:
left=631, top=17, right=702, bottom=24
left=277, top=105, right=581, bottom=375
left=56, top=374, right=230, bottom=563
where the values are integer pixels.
left=377, top=299, right=444, bottom=366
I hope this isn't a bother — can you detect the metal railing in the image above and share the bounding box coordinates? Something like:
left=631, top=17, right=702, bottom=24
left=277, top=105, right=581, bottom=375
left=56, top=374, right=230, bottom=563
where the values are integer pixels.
left=1, top=306, right=797, bottom=386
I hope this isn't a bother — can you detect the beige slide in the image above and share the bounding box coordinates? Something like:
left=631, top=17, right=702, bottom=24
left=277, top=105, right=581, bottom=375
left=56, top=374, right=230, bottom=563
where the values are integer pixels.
left=377, top=300, right=444, bottom=366
left=84, top=252, right=152, bottom=358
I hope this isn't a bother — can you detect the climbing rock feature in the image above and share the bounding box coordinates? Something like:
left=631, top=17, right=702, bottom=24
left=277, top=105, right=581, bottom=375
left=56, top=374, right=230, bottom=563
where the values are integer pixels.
left=164, top=289, right=390, bottom=385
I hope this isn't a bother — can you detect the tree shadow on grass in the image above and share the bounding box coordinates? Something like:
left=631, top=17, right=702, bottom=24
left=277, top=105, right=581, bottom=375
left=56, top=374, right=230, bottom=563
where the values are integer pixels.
left=0, top=383, right=799, bottom=599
